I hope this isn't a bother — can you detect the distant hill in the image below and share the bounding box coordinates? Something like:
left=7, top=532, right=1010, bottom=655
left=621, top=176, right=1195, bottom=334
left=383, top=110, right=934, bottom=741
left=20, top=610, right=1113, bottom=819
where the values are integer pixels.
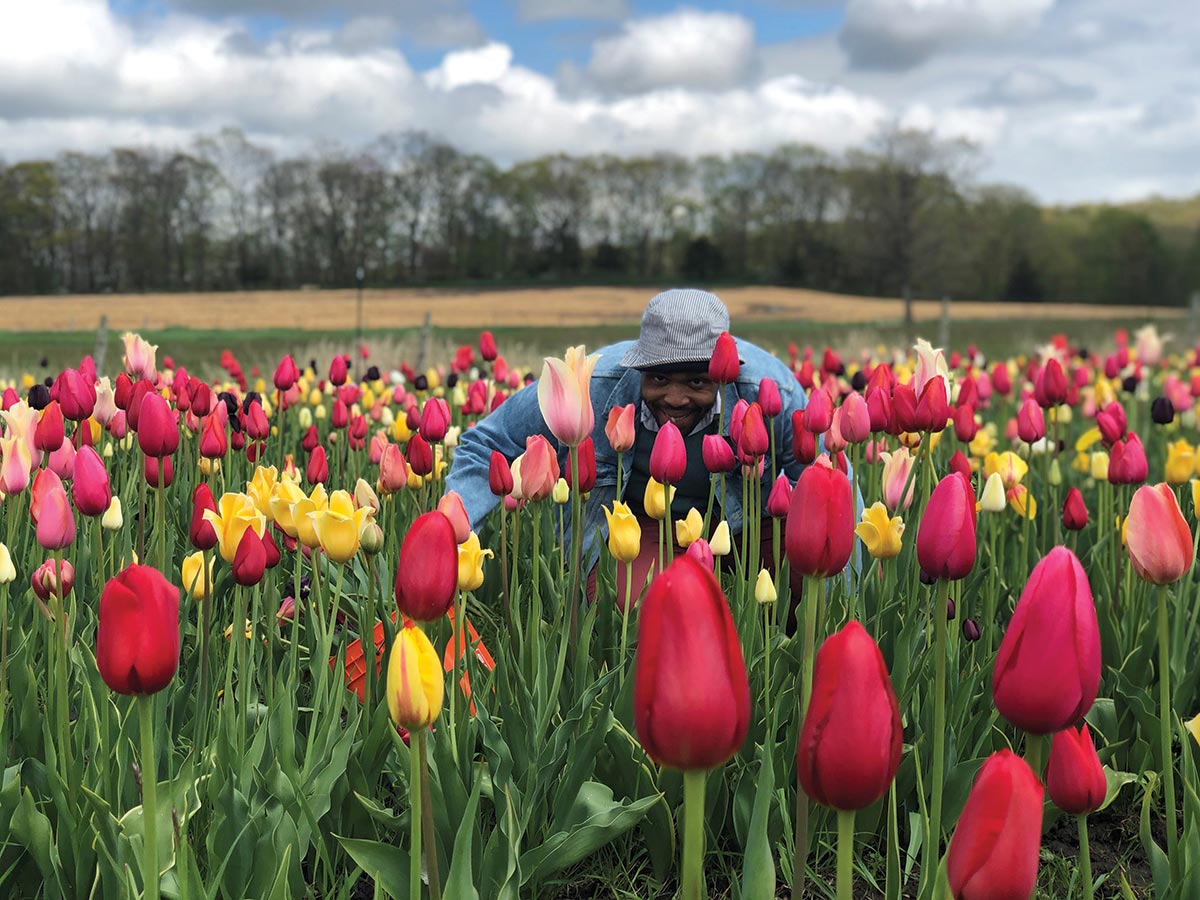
left=1123, top=195, right=1200, bottom=244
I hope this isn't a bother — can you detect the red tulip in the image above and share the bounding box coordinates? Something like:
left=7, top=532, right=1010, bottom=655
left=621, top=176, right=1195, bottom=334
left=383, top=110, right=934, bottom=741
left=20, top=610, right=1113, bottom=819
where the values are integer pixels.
left=865, top=385, right=891, bottom=433
left=708, top=332, right=740, bottom=384
left=232, top=525, right=267, bottom=586
left=634, top=556, right=749, bottom=770
left=1035, top=358, right=1068, bottom=408
left=190, top=483, right=219, bottom=551
left=649, top=421, right=686, bottom=484
left=702, top=434, right=736, bottom=474
left=488, top=451, right=513, bottom=497
left=917, top=473, right=977, bottom=580
left=261, top=527, right=282, bottom=569
left=1017, top=397, right=1045, bottom=443
left=793, top=425, right=818, bottom=465
left=331, top=399, right=349, bottom=430
left=144, top=455, right=174, bottom=488
left=914, top=377, right=950, bottom=433
left=604, top=403, right=636, bottom=453
left=946, top=750, right=1043, bottom=900
left=301, top=424, right=319, bottom=452
left=32, top=558, right=75, bottom=602
left=136, top=391, right=179, bottom=458
left=199, top=412, right=228, bottom=458
left=1096, top=403, right=1126, bottom=445
left=52, top=368, right=96, bottom=421
left=991, top=362, right=1012, bottom=396
left=1046, top=724, right=1107, bottom=816
left=374, top=443, right=407, bottom=494
left=1062, top=488, right=1088, bottom=531
left=395, top=511, right=459, bottom=622
left=273, top=355, right=300, bottom=391
left=329, top=354, right=349, bottom=386
left=242, top=400, right=269, bottom=441
left=890, top=383, right=918, bottom=434
left=96, top=564, right=180, bottom=696
left=803, top=388, right=833, bottom=434
left=420, top=397, right=451, bottom=442
left=407, top=433, right=434, bottom=477
left=1126, top=483, right=1193, bottom=584
left=766, top=473, right=791, bottom=518
left=1107, top=433, right=1147, bottom=485
left=951, top=403, right=975, bottom=443
left=35, top=401, right=65, bottom=453
left=566, top=436, right=596, bottom=493
left=307, top=445, right=329, bottom=485
left=796, top=621, right=902, bottom=811
left=480, top=331, right=497, bottom=362
left=72, top=446, right=112, bottom=517
left=948, top=450, right=971, bottom=484
left=785, top=459, right=854, bottom=577
left=993, top=546, right=1100, bottom=734
left=757, top=378, right=782, bottom=418
left=738, top=403, right=769, bottom=458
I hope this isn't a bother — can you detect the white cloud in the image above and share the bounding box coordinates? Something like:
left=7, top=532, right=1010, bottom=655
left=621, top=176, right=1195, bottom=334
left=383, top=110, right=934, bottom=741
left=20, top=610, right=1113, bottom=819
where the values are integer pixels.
left=586, top=9, right=757, bottom=93
left=424, top=43, right=514, bottom=91
left=840, top=0, right=1054, bottom=69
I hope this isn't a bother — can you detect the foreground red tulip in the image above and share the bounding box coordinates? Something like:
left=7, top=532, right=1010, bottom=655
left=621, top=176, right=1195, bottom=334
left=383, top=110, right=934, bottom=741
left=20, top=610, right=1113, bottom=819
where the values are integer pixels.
left=993, top=546, right=1100, bottom=734
left=395, top=511, right=459, bottom=622
left=796, top=621, right=902, bottom=811
left=785, top=459, right=854, bottom=577
left=708, top=331, right=739, bottom=383
left=1125, top=482, right=1193, bottom=584
left=634, top=556, right=749, bottom=770
left=1046, top=724, right=1107, bottom=815
left=96, top=565, right=181, bottom=695
left=946, top=750, right=1043, bottom=900
left=917, top=473, right=976, bottom=580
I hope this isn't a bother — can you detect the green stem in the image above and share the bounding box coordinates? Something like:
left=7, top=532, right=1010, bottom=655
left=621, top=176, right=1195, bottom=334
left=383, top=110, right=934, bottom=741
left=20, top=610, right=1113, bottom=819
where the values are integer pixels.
left=568, top=447, right=582, bottom=645
left=1025, top=732, right=1044, bottom=779
left=419, top=730, right=441, bottom=900
left=618, top=562, right=634, bottom=689
left=1077, top=815, right=1093, bottom=900
left=681, top=770, right=707, bottom=900
left=837, top=810, right=855, bottom=900
left=409, top=729, right=422, bottom=900
left=792, top=576, right=821, bottom=898
left=664, top=479, right=674, bottom=566
left=925, top=578, right=951, bottom=887
left=138, top=694, right=160, bottom=900
left=1157, top=584, right=1179, bottom=860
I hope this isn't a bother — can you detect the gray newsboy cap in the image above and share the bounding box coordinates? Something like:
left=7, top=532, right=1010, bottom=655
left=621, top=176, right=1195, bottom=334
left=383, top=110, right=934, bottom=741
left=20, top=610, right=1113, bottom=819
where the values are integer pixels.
left=620, top=288, right=740, bottom=369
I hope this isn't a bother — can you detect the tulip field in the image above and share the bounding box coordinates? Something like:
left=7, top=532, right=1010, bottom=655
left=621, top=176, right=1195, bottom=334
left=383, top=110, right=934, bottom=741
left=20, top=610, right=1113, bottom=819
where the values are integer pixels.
left=2, top=322, right=1200, bottom=900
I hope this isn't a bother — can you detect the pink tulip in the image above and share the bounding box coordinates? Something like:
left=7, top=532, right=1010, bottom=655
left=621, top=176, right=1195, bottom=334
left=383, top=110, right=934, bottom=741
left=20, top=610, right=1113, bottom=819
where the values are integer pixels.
left=537, top=345, right=598, bottom=446
left=839, top=392, right=871, bottom=443
left=48, top=440, right=76, bottom=480
left=880, top=448, right=916, bottom=512
left=1017, top=397, right=1045, bottom=443
left=437, top=491, right=472, bottom=544
left=605, top=404, right=636, bottom=453
left=766, top=473, right=792, bottom=517
left=702, top=434, right=736, bottom=473
left=1126, top=483, right=1193, bottom=584
left=0, top=436, right=32, bottom=494
left=32, top=558, right=75, bottom=602
left=34, top=469, right=75, bottom=550
left=650, top=421, right=686, bottom=484
left=757, top=378, right=782, bottom=418
left=803, top=388, right=833, bottom=434
left=73, top=446, right=112, bottom=517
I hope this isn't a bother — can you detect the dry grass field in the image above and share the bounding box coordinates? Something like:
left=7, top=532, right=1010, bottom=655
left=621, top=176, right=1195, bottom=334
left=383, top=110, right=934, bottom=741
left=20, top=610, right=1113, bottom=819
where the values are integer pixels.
left=1, top=285, right=1185, bottom=333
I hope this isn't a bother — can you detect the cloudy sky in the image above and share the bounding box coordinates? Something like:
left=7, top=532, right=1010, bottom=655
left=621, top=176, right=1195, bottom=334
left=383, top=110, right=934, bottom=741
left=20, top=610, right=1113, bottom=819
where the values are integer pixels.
left=2, top=0, right=1197, bottom=204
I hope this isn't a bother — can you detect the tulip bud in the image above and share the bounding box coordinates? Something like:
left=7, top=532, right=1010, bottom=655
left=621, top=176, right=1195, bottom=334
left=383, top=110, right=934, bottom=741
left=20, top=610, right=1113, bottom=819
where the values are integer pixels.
left=785, top=461, right=854, bottom=577
left=32, top=557, right=75, bottom=602
left=96, top=565, right=179, bottom=695
left=917, top=473, right=977, bottom=580
left=136, top=391, right=180, bottom=458
left=1062, top=487, right=1088, bottom=531
left=961, top=617, right=981, bottom=642
left=757, top=378, right=782, bottom=418
left=395, top=511, right=458, bottom=622
left=1126, top=482, right=1193, bottom=583
left=605, top=403, right=636, bottom=453
left=803, top=388, right=833, bottom=434
left=306, top=445, right=329, bottom=485
left=0, top=544, right=14, bottom=583
left=634, top=557, right=749, bottom=770
left=708, top=332, right=739, bottom=384
left=649, top=422, right=686, bottom=484
left=674, top=507, right=704, bottom=547
left=709, top=520, right=731, bottom=556
left=181, top=551, right=214, bottom=600
left=702, top=434, right=736, bottom=474
left=766, top=473, right=791, bottom=518
left=796, top=621, right=902, bottom=811
left=387, top=624, right=444, bottom=730
left=754, top=569, right=777, bottom=604
left=488, top=450, right=513, bottom=497
left=1046, top=724, right=1107, bottom=815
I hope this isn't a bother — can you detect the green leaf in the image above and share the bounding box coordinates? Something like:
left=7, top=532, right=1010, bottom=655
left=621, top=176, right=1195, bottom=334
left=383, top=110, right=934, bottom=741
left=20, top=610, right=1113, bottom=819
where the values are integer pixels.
left=442, top=774, right=483, bottom=900
left=1139, top=775, right=1172, bottom=897
left=334, top=835, right=411, bottom=900
left=10, top=787, right=60, bottom=892
left=739, top=744, right=777, bottom=900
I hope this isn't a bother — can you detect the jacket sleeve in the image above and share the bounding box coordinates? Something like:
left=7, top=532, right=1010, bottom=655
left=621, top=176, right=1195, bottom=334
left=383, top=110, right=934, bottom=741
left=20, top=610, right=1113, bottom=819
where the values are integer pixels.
left=444, top=383, right=552, bottom=530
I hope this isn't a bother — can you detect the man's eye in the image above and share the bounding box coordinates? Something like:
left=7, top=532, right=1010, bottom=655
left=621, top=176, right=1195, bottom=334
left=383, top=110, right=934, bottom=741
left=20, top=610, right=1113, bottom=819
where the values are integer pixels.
left=690, top=379, right=711, bottom=389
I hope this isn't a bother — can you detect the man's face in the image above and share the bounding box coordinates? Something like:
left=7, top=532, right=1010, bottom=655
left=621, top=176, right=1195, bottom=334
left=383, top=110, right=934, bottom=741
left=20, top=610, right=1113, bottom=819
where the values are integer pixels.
left=640, top=371, right=719, bottom=434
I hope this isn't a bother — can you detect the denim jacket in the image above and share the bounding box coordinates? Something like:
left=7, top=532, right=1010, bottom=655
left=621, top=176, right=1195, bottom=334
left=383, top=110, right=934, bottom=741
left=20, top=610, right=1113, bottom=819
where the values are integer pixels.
left=445, top=337, right=813, bottom=571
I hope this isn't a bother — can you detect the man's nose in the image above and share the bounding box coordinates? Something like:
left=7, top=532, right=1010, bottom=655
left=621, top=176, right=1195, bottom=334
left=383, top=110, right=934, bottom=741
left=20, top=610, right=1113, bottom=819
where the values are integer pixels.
left=664, top=384, right=690, bottom=406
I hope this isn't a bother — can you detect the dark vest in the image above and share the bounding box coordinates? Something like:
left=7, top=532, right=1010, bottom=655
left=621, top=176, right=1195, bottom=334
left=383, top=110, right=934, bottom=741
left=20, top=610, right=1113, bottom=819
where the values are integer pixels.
left=626, top=419, right=721, bottom=520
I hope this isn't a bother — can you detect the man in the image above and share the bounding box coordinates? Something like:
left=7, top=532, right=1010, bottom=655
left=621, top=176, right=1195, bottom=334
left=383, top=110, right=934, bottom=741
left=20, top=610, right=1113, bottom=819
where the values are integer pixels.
left=444, top=287, right=811, bottom=603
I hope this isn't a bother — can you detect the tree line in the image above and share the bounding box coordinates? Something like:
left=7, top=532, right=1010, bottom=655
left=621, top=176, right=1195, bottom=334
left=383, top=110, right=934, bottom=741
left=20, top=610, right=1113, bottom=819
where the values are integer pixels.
left=2, top=126, right=1198, bottom=305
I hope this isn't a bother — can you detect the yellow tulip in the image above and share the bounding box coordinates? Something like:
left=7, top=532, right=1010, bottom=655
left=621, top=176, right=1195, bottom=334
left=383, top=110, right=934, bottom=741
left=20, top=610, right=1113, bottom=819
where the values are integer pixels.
left=674, top=508, right=704, bottom=547
left=855, top=502, right=904, bottom=559
left=604, top=501, right=642, bottom=563
left=1090, top=452, right=1110, bottom=482
left=292, top=484, right=329, bottom=550
left=710, top=520, right=732, bottom=556
left=1165, top=440, right=1195, bottom=485
left=1095, top=379, right=1116, bottom=409
left=457, top=532, right=494, bottom=591
left=387, top=624, right=444, bottom=730
left=198, top=457, right=220, bottom=476
left=552, top=478, right=570, bottom=504
left=0, top=543, right=15, bottom=583
left=181, top=551, right=214, bottom=600
left=102, top=497, right=124, bottom=531
left=247, top=465, right=279, bottom=516
left=1192, top=479, right=1200, bottom=518
left=980, top=472, right=1007, bottom=513
left=983, top=451, right=1028, bottom=490
left=310, top=489, right=371, bottom=563
left=308, top=389, right=323, bottom=406
left=270, top=480, right=308, bottom=538
left=203, top=493, right=267, bottom=564
left=968, top=425, right=997, bottom=458
left=1072, top=451, right=1091, bottom=474
left=391, top=415, right=412, bottom=443
left=298, top=407, right=313, bottom=428
left=754, top=569, right=777, bottom=604
left=1185, top=712, right=1200, bottom=749
left=1007, top=485, right=1037, bottom=520
left=354, top=478, right=381, bottom=516
left=643, top=477, right=676, bottom=521
left=1075, top=427, right=1103, bottom=453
